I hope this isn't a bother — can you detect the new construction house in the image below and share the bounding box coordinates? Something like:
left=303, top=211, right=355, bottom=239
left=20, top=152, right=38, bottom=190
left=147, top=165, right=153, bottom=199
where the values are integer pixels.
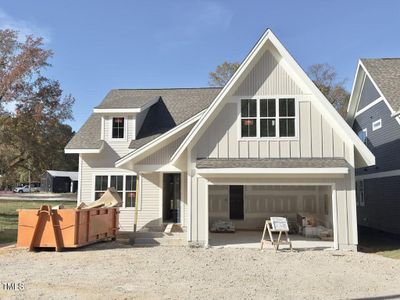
left=65, top=29, right=375, bottom=250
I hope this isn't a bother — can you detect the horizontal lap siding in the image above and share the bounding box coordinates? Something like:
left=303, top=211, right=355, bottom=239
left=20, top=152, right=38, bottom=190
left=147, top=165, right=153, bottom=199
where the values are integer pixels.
left=137, top=134, right=187, bottom=165
left=358, top=176, right=400, bottom=235
left=354, top=101, right=400, bottom=175
left=80, top=155, right=160, bottom=232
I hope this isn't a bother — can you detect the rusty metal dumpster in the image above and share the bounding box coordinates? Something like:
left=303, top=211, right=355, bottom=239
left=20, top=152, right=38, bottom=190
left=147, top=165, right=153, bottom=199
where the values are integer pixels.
left=17, top=205, right=119, bottom=251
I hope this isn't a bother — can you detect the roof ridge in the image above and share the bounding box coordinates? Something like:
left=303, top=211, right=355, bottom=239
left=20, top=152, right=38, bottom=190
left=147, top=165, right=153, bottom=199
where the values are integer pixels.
left=112, top=87, right=222, bottom=91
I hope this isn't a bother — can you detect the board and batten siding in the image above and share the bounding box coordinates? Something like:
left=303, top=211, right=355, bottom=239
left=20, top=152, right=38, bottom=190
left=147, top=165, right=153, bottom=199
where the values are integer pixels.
left=234, top=48, right=304, bottom=96
left=195, top=100, right=349, bottom=161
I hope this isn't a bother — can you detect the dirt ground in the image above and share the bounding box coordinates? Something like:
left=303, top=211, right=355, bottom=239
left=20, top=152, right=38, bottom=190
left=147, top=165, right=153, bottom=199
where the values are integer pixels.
left=1, top=242, right=400, bottom=300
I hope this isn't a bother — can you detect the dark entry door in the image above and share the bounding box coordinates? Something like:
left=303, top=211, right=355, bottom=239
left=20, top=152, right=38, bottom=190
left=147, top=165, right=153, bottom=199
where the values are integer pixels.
left=229, top=185, right=244, bottom=220
left=163, top=173, right=181, bottom=223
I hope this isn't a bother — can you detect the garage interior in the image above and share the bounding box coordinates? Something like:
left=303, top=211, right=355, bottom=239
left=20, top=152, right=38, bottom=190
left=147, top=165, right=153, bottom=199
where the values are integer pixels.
left=208, top=184, right=335, bottom=249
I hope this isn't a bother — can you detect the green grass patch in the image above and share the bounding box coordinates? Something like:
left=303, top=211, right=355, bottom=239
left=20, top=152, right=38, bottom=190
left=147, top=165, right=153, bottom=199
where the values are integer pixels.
left=0, top=200, right=76, bottom=244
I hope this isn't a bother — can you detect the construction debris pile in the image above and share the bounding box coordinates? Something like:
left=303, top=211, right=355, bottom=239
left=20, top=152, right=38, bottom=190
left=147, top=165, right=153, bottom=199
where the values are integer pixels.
left=297, top=213, right=333, bottom=241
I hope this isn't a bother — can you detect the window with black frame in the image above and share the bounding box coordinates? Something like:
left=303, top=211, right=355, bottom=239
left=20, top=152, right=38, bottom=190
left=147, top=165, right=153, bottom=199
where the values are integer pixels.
left=110, top=175, right=123, bottom=202
left=112, top=117, right=124, bottom=139
left=260, top=99, right=276, bottom=137
left=241, top=99, right=257, bottom=137
left=125, top=175, right=137, bottom=207
left=279, top=98, right=295, bottom=137
left=94, top=175, right=108, bottom=200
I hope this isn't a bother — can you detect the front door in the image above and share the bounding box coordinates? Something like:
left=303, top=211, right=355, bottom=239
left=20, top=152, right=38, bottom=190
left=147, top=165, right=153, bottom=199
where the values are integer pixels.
left=229, top=185, right=244, bottom=220
left=163, top=173, right=181, bottom=223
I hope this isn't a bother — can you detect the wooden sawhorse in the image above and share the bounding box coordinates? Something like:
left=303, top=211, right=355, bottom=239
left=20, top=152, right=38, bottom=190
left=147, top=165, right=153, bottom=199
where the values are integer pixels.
left=260, top=220, right=292, bottom=252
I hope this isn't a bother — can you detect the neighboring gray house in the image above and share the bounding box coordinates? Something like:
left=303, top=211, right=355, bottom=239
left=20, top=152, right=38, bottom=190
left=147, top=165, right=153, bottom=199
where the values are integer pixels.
left=65, top=29, right=374, bottom=250
left=347, top=58, right=400, bottom=236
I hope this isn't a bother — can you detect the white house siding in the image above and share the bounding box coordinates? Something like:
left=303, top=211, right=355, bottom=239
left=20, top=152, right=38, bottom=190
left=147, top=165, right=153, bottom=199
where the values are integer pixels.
left=189, top=173, right=357, bottom=250
left=79, top=151, right=161, bottom=232
left=103, top=115, right=135, bottom=157
left=195, top=100, right=350, bottom=161
left=137, top=134, right=187, bottom=165
left=234, top=48, right=304, bottom=96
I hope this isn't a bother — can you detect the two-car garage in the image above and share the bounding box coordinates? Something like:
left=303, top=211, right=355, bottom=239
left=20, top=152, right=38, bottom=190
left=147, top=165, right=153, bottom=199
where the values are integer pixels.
left=208, top=183, right=336, bottom=249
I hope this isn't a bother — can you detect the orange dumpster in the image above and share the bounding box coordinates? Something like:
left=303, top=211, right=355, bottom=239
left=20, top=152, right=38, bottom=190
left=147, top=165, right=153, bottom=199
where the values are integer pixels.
left=17, top=205, right=119, bottom=251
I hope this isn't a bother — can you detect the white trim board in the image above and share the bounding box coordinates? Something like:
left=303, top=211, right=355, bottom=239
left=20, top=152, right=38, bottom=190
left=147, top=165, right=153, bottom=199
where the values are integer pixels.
left=170, top=29, right=375, bottom=168
left=115, top=110, right=203, bottom=168
left=356, top=169, right=400, bottom=181
left=354, top=97, right=384, bottom=118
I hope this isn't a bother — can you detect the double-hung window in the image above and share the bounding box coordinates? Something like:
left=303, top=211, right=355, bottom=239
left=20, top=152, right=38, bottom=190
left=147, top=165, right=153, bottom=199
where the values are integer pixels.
left=112, top=117, right=125, bottom=139
left=241, top=98, right=296, bottom=138
left=241, top=99, right=257, bottom=137
left=125, top=175, right=137, bottom=208
left=110, top=175, right=123, bottom=200
left=94, top=176, right=108, bottom=200
left=260, top=99, right=276, bottom=137
left=94, top=175, right=137, bottom=208
left=279, top=98, right=295, bottom=137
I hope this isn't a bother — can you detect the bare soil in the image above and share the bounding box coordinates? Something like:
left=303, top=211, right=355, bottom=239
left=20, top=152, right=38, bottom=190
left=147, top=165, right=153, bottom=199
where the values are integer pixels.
left=0, top=242, right=400, bottom=299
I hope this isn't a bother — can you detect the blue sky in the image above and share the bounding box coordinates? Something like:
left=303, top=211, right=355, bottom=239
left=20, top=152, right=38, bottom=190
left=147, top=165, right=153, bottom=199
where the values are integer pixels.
left=1, top=1, right=399, bottom=131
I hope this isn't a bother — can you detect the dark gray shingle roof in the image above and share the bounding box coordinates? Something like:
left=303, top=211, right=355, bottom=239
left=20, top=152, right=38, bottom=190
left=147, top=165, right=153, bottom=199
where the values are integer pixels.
left=66, top=88, right=221, bottom=150
left=361, top=58, right=400, bottom=111
left=95, top=90, right=160, bottom=109
left=196, top=158, right=350, bottom=169
left=65, top=114, right=104, bottom=149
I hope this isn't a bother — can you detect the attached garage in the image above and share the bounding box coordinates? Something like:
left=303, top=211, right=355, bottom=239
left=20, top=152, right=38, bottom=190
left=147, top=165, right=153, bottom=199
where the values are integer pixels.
left=208, top=184, right=335, bottom=249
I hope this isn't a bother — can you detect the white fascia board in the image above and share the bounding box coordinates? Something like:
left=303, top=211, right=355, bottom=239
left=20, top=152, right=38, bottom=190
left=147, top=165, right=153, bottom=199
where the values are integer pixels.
left=346, top=62, right=365, bottom=124
left=196, top=167, right=348, bottom=175
left=93, top=97, right=158, bottom=114
left=354, top=97, right=384, bottom=118
left=64, top=148, right=102, bottom=154
left=170, top=29, right=272, bottom=163
left=171, top=29, right=375, bottom=167
left=115, top=111, right=203, bottom=168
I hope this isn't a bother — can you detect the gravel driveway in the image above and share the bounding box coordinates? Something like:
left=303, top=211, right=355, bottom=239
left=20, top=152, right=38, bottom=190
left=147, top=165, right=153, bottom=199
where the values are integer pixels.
left=1, top=242, right=400, bottom=300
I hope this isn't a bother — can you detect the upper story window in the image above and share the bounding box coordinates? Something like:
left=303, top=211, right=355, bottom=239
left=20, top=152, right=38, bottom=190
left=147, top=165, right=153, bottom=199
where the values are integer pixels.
left=112, top=117, right=125, bottom=139
left=240, top=98, right=296, bottom=138
left=372, top=119, right=382, bottom=131
left=357, top=128, right=367, bottom=145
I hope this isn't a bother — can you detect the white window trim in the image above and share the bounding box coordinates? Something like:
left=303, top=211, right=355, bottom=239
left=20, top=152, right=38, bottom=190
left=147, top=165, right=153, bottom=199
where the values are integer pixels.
left=238, top=97, right=299, bottom=140
left=92, top=173, right=138, bottom=210
left=372, top=119, right=382, bottom=131
left=110, top=117, right=128, bottom=141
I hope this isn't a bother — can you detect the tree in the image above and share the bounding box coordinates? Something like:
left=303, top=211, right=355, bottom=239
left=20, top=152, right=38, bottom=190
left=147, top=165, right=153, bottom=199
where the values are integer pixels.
left=0, top=29, right=76, bottom=185
left=209, top=61, right=240, bottom=87
left=307, top=63, right=350, bottom=116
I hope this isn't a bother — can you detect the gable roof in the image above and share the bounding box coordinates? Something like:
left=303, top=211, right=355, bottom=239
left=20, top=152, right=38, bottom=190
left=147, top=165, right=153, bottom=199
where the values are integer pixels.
left=171, top=29, right=375, bottom=167
left=346, top=58, right=400, bottom=124
left=65, top=88, right=221, bottom=152
left=361, top=58, right=400, bottom=112
left=46, top=170, right=78, bottom=181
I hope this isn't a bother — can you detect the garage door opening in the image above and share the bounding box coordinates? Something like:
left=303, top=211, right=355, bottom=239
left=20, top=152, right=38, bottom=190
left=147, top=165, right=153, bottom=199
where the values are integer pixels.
left=208, top=184, right=335, bottom=250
